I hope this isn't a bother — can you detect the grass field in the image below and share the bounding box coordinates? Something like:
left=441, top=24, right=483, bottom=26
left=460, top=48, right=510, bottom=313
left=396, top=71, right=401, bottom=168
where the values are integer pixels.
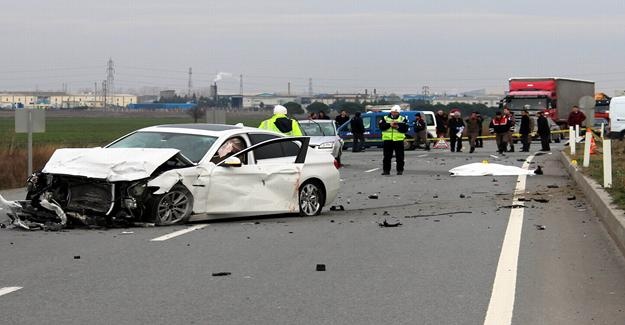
left=568, top=139, right=625, bottom=210
left=0, top=111, right=265, bottom=189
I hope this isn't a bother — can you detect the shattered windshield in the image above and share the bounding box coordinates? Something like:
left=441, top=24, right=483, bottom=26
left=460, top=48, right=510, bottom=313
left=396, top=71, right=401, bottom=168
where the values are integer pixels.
left=107, top=131, right=218, bottom=163
left=300, top=122, right=336, bottom=136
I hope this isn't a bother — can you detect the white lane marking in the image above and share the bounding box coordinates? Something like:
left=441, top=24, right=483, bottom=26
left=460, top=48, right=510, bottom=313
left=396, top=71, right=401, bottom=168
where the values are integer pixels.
left=484, top=155, right=535, bottom=325
left=150, top=224, right=208, bottom=242
left=416, top=154, right=428, bottom=158
left=364, top=168, right=380, bottom=173
left=0, top=287, right=22, bottom=297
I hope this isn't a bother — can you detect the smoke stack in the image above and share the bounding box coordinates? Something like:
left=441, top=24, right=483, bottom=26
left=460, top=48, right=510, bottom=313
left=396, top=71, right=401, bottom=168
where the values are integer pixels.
left=210, top=83, right=218, bottom=103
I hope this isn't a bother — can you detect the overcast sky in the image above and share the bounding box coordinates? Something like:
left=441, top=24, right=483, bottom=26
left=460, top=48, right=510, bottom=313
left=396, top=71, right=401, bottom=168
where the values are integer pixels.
left=2, top=0, right=625, bottom=95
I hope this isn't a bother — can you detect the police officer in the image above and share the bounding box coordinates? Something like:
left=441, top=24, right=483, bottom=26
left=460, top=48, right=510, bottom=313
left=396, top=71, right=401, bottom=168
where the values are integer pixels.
left=258, top=105, right=303, bottom=136
left=379, top=105, right=408, bottom=175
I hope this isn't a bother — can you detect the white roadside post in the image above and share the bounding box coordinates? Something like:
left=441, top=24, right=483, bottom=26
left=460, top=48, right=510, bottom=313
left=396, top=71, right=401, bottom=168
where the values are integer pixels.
left=575, top=124, right=580, bottom=143
left=569, top=126, right=575, bottom=155
left=583, top=128, right=592, bottom=167
left=600, top=123, right=605, bottom=139
left=604, top=139, right=612, bottom=188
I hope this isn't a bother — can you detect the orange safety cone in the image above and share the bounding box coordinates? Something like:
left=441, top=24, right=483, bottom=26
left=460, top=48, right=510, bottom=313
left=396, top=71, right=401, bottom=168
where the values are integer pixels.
left=590, top=135, right=597, bottom=155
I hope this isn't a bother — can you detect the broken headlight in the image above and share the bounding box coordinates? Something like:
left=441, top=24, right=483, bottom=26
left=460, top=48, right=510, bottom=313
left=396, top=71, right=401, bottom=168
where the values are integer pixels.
left=128, top=182, right=147, bottom=197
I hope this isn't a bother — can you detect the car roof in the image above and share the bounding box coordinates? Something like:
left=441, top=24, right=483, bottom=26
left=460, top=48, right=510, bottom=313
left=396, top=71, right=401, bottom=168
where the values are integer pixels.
left=298, top=119, right=335, bottom=123
left=136, top=123, right=281, bottom=137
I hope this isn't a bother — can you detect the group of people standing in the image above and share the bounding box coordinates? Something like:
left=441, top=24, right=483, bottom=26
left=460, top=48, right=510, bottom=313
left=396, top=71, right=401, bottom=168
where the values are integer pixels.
left=435, top=110, right=484, bottom=153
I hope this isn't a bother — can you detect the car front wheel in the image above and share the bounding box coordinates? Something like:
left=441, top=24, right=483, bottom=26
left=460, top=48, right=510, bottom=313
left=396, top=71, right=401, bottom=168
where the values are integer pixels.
left=148, top=185, right=193, bottom=225
left=299, top=181, right=325, bottom=216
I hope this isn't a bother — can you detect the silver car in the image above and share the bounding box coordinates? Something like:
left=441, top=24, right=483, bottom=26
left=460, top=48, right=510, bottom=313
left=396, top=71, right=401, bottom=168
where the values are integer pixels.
left=298, top=119, right=344, bottom=163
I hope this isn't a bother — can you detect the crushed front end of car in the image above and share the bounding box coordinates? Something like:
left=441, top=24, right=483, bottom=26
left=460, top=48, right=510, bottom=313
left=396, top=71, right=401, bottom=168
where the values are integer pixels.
left=2, top=147, right=196, bottom=230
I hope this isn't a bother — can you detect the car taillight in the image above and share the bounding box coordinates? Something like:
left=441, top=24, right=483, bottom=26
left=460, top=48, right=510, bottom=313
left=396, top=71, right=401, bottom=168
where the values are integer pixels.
left=334, top=159, right=341, bottom=169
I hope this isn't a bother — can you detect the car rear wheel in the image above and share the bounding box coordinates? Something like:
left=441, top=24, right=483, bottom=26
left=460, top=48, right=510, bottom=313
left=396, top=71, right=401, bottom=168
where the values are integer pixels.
left=299, top=181, right=325, bottom=216
left=148, top=185, right=193, bottom=226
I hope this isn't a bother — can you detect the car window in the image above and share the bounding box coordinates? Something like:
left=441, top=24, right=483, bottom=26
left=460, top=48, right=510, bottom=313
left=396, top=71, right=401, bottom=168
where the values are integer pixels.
left=249, top=133, right=280, bottom=145
left=250, top=140, right=301, bottom=163
left=300, top=122, right=336, bottom=136
left=362, top=116, right=371, bottom=130
left=211, top=136, right=248, bottom=164
left=425, top=114, right=435, bottom=126
left=106, top=131, right=217, bottom=163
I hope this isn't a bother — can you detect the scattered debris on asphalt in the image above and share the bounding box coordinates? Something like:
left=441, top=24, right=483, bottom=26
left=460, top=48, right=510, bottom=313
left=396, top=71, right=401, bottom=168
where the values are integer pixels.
left=316, top=264, right=326, bottom=271
left=532, top=197, right=550, bottom=203
left=459, top=194, right=466, bottom=198
left=133, top=222, right=155, bottom=227
left=330, top=205, right=345, bottom=211
left=378, top=219, right=402, bottom=227
left=534, top=166, right=543, bottom=175
left=382, top=211, right=390, bottom=216
left=535, top=224, right=546, bottom=230
left=0, top=223, right=5, bottom=229
left=74, top=255, right=81, bottom=259
left=547, top=184, right=560, bottom=189
left=433, top=195, right=439, bottom=199
left=120, top=231, right=134, bottom=235
left=567, top=195, right=577, bottom=201
left=498, top=204, right=526, bottom=210
left=404, top=211, right=472, bottom=218
left=368, top=194, right=379, bottom=199
left=212, top=272, right=232, bottom=277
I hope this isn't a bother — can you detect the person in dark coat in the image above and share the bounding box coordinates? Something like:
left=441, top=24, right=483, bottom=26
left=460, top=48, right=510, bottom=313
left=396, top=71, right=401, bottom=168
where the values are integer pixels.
left=519, top=109, right=534, bottom=152
left=465, top=111, right=480, bottom=153
left=476, top=112, right=484, bottom=148
left=448, top=111, right=465, bottom=152
left=537, top=111, right=551, bottom=151
left=350, top=111, right=365, bottom=152
left=413, top=112, right=429, bottom=150
left=435, top=110, right=448, bottom=139
left=335, top=110, right=350, bottom=127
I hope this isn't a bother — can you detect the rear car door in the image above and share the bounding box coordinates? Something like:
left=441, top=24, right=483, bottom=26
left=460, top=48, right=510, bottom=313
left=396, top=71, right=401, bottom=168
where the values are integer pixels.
left=204, top=137, right=310, bottom=216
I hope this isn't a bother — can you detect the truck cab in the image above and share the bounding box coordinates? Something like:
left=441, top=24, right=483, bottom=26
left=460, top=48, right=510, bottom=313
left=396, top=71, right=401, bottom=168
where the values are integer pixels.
left=337, top=110, right=437, bottom=150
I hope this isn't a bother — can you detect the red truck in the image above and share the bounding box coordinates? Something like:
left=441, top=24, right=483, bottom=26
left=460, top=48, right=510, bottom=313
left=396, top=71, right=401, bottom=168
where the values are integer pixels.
left=501, top=77, right=595, bottom=129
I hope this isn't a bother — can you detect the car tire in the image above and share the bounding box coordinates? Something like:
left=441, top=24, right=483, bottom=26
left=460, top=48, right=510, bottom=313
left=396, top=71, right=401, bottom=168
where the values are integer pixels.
left=148, top=184, right=193, bottom=226
left=299, top=181, right=325, bottom=216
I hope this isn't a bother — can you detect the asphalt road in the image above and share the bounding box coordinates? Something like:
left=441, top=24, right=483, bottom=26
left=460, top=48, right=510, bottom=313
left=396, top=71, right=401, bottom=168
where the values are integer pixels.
left=1, top=141, right=625, bottom=324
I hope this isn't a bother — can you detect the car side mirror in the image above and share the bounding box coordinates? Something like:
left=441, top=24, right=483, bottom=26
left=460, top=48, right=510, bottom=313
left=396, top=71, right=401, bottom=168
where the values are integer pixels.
left=222, top=156, right=242, bottom=167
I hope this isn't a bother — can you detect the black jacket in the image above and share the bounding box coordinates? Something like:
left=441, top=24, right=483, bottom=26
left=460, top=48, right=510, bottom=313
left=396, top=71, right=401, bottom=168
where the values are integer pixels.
left=335, top=115, right=350, bottom=127
left=350, top=116, right=365, bottom=134
left=537, top=116, right=550, bottom=135
left=519, top=115, right=531, bottom=134
left=414, top=118, right=426, bottom=132
left=448, top=117, right=465, bottom=136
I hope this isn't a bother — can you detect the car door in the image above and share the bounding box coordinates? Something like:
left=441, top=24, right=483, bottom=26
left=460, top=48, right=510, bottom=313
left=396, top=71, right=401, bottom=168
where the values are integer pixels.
left=203, top=136, right=310, bottom=217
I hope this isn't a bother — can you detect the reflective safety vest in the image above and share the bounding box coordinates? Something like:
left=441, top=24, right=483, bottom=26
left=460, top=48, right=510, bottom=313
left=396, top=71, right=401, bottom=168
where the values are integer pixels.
left=258, top=114, right=303, bottom=136
left=382, top=115, right=407, bottom=141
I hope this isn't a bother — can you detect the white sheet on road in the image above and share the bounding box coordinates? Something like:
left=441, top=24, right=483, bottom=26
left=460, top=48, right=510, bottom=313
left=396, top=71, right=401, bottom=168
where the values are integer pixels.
left=42, top=148, right=182, bottom=181
left=449, top=162, right=535, bottom=176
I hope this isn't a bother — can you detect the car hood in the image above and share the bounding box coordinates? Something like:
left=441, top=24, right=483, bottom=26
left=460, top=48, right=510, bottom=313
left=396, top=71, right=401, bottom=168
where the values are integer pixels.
left=308, top=136, right=340, bottom=146
left=42, top=148, right=192, bottom=181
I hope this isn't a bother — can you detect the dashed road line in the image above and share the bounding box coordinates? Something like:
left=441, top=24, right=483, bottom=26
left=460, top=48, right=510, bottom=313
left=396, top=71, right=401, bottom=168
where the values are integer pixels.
left=483, top=155, right=535, bottom=325
left=0, top=287, right=23, bottom=297
left=150, top=224, right=208, bottom=242
left=364, top=168, right=379, bottom=173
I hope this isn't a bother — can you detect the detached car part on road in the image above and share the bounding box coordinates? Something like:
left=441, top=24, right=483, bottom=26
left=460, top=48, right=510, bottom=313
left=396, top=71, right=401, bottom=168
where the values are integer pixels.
left=2, top=124, right=340, bottom=230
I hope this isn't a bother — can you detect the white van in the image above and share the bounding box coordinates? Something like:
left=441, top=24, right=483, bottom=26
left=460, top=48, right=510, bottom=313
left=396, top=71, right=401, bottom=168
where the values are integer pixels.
left=609, top=96, right=625, bottom=139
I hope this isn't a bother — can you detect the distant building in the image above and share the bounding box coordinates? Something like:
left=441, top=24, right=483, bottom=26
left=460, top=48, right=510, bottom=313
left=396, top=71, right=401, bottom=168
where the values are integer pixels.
left=159, top=90, right=176, bottom=100
left=0, top=91, right=137, bottom=109
left=138, top=95, right=158, bottom=103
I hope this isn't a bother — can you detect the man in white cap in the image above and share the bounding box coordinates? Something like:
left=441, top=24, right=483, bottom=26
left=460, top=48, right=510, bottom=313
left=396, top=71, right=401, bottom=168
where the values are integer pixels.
left=258, top=105, right=303, bottom=136
left=379, top=105, right=408, bottom=175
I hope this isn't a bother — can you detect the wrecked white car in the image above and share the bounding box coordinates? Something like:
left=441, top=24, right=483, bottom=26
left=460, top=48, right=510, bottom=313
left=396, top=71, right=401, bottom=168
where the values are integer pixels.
left=3, top=124, right=341, bottom=230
